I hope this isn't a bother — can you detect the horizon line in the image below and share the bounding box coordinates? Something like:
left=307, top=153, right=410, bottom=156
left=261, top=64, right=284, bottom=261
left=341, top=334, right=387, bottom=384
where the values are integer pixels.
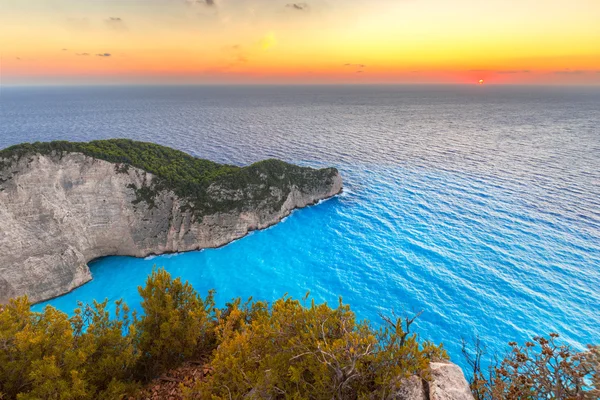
left=3, top=82, right=600, bottom=88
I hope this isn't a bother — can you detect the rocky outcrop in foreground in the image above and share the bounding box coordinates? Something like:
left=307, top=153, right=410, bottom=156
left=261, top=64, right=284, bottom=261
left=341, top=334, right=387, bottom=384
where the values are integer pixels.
left=395, top=361, right=475, bottom=400
left=0, top=140, right=342, bottom=303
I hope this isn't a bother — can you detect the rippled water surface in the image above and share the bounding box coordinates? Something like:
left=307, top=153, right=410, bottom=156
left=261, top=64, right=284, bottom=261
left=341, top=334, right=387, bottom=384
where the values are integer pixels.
left=2, top=85, right=599, bottom=369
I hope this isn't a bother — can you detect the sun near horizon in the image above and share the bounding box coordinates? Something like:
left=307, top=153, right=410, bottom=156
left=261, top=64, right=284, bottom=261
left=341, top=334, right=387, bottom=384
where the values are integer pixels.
left=1, top=0, right=599, bottom=86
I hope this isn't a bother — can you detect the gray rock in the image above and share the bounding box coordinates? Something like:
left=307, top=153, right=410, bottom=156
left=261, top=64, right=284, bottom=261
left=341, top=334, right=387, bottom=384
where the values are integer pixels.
left=388, top=361, right=473, bottom=400
left=429, top=361, right=474, bottom=400
left=0, top=153, right=342, bottom=304
left=391, top=375, right=427, bottom=400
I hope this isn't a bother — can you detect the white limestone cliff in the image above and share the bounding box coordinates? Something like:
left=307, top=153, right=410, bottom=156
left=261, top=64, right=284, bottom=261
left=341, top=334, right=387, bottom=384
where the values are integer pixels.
left=0, top=153, right=342, bottom=303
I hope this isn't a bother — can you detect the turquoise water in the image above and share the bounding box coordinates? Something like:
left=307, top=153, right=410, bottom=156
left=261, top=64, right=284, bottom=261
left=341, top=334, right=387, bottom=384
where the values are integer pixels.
left=2, top=85, right=599, bottom=370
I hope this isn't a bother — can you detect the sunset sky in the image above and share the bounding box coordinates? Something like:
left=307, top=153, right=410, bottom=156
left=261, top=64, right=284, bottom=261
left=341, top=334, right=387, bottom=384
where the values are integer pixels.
left=1, top=0, right=599, bottom=85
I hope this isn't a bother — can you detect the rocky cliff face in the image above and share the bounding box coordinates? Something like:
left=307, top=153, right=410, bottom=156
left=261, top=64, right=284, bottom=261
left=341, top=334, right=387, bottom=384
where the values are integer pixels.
left=0, top=152, right=342, bottom=303
left=394, top=361, right=474, bottom=400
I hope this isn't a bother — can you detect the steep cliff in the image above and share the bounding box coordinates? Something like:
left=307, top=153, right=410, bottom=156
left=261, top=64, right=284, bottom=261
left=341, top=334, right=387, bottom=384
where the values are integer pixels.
left=0, top=140, right=342, bottom=303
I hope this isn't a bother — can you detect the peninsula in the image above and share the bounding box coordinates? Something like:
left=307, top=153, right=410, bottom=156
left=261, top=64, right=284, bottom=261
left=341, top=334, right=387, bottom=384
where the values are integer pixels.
left=0, top=139, right=343, bottom=303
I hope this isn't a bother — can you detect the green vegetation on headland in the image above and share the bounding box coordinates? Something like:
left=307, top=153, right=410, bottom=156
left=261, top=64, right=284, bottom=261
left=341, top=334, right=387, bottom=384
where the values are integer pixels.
left=0, top=139, right=238, bottom=185
left=0, top=139, right=339, bottom=216
left=0, top=269, right=597, bottom=399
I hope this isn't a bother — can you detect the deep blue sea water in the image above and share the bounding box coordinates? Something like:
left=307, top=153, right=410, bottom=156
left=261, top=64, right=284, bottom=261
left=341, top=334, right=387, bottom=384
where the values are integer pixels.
left=1, top=85, right=599, bottom=371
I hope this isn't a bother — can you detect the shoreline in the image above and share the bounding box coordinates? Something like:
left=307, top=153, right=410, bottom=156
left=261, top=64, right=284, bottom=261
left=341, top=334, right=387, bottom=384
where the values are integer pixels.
left=32, top=189, right=343, bottom=306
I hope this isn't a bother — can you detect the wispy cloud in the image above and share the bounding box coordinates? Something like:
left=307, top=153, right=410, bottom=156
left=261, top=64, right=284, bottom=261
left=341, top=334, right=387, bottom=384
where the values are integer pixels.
left=96, top=53, right=112, bottom=57
left=105, top=17, right=128, bottom=32
left=468, top=69, right=531, bottom=74
left=497, top=70, right=531, bottom=74
left=286, top=3, right=309, bottom=11
left=185, top=0, right=217, bottom=7
left=345, top=63, right=367, bottom=73
left=222, top=44, right=249, bottom=67
left=554, top=69, right=584, bottom=75
left=76, top=53, right=90, bottom=56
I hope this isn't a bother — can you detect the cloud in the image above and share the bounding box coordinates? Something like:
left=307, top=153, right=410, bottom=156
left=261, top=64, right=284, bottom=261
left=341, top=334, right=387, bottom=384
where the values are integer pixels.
left=497, top=70, right=531, bottom=74
left=185, top=0, right=217, bottom=6
left=286, top=3, right=309, bottom=11
left=105, top=17, right=128, bottom=31
left=469, top=69, right=531, bottom=74
left=62, top=48, right=68, bottom=51
left=345, top=63, right=367, bottom=73
left=76, top=53, right=90, bottom=56
left=260, top=32, right=277, bottom=50
left=219, top=44, right=249, bottom=69
left=96, top=53, right=112, bottom=57
left=184, top=0, right=219, bottom=18
left=223, top=44, right=245, bottom=54
left=554, top=69, right=584, bottom=75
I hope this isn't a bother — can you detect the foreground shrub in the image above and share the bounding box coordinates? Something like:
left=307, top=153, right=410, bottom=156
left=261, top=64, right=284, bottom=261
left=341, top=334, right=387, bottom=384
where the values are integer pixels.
left=463, top=334, right=599, bottom=399
left=0, top=297, right=138, bottom=399
left=134, top=269, right=216, bottom=380
left=1, top=268, right=596, bottom=399
left=72, top=299, right=139, bottom=396
left=183, top=297, right=447, bottom=399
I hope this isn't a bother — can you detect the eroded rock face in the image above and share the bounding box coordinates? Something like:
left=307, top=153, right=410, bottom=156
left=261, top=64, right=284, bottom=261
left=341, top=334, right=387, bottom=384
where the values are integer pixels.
left=389, top=362, right=474, bottom=400
left=0, top=153, right=342, bottom=303
left=429, top=361, right=475, bottom=400
left=392, top=375, right=427, bottom=400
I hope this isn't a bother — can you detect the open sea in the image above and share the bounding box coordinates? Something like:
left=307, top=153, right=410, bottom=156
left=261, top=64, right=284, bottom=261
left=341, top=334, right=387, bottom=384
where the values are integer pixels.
left=1, top=85, right=599, bottom=371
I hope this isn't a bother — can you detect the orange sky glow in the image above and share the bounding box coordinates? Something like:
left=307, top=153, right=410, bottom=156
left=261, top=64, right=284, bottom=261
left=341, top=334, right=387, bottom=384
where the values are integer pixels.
left=1, top=0, right=599, bottom=85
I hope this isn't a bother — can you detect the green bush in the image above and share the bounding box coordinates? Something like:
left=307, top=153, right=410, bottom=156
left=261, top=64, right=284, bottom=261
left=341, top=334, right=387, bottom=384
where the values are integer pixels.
left=0, top=269, right=444, bottom=399
left=72, top=300, right=138, bottom=393
left=183, top=297, right=447, bottom=399
left=1, top=268, right=596, bottom=399
left=0, top=297, right=138, bottom=399
left=134, top=269, right=215, bottom=380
